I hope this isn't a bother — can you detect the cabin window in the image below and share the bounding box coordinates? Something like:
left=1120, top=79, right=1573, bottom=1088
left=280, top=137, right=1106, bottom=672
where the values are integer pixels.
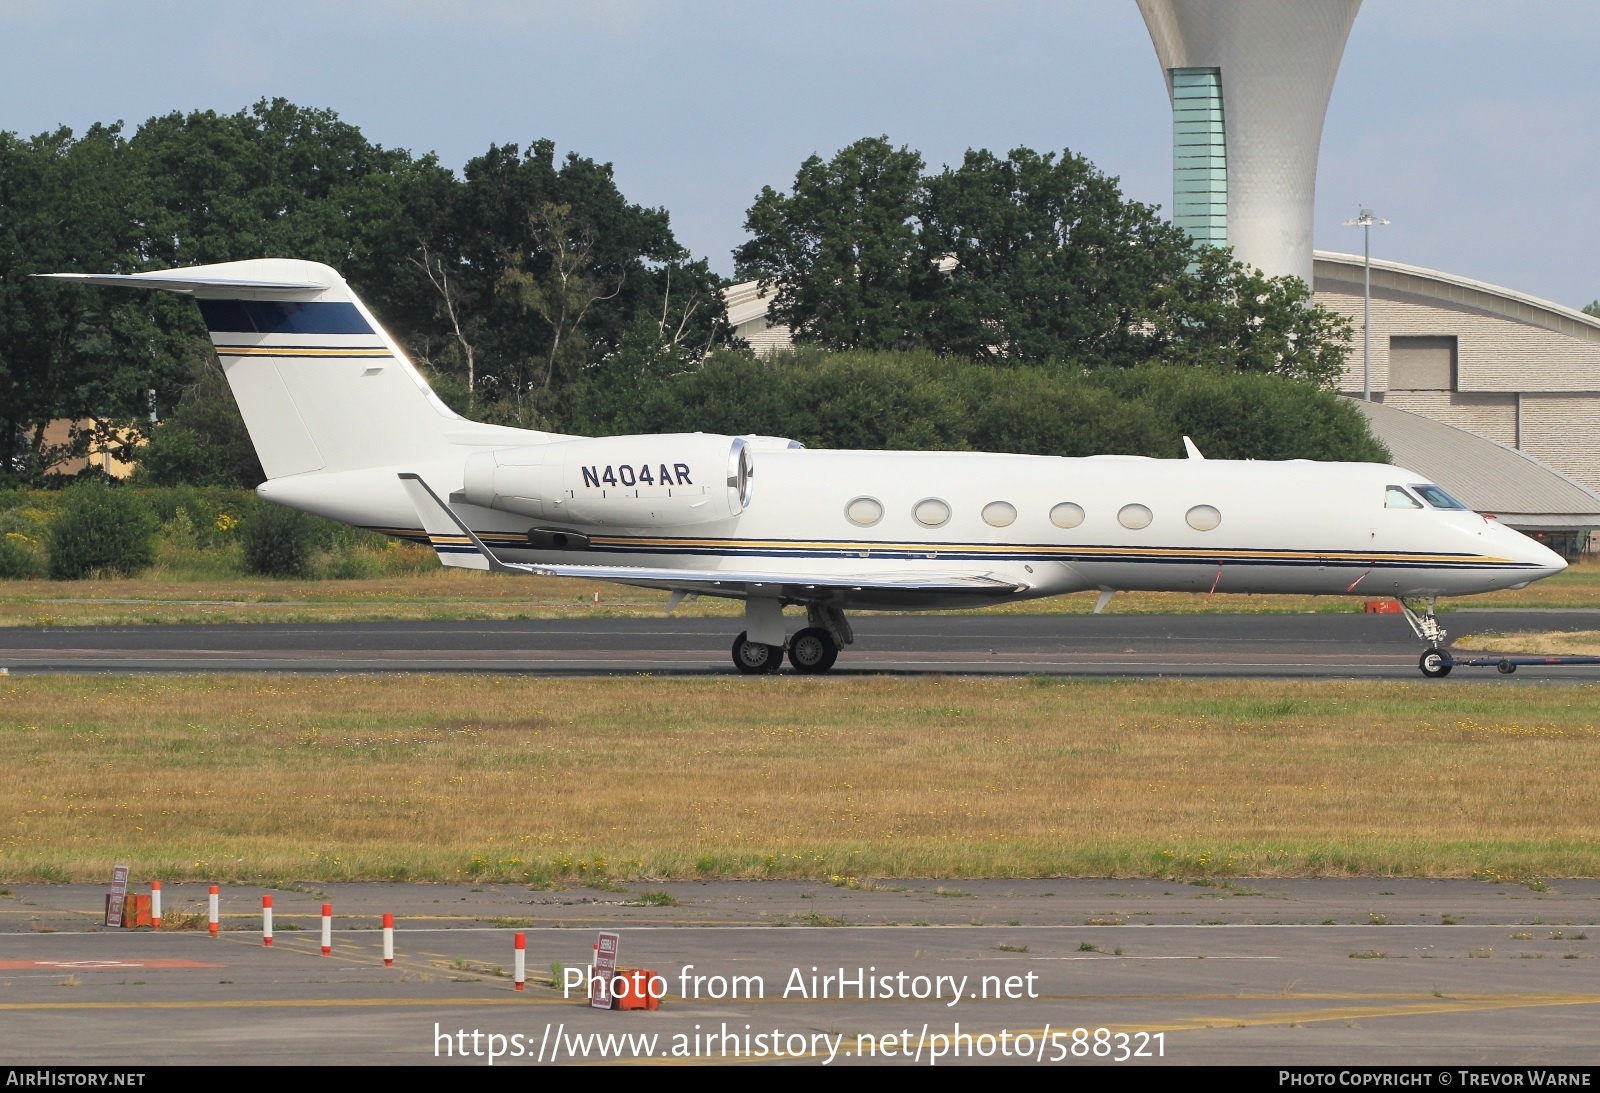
left=845, top=496, right=883, bottom=526
left=1385, top=485, right=1423, bottom=509
left=981, top=501, right=1017, bottom=527
left=913, top=497, right=951, bottom=528
left=1410, top=484, right=1468, bottom=510
left=1050, top=502, right=1085, bottom=529
left=1185, top=504, right=1221, bottom=531
left=1118, top=504, right=1153, bottom=530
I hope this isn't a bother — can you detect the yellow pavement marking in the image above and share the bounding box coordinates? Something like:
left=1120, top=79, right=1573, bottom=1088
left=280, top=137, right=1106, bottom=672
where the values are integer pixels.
left=1129, top=991, right=1600, bottom=1033
left=2, top=990, right=1597, bottom=1020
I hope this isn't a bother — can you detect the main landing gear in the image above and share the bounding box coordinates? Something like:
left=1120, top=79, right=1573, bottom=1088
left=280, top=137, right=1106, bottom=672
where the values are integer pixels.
left=1401, top=597, right=1453, bottom=678
left=730, top=604, right=853, bottom=675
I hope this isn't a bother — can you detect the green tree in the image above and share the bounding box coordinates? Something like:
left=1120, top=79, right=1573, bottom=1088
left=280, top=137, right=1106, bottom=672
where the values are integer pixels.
left=1, top=101, right=730, bottom=483
left=738, top=138, right=1352, bottom=383
left=1156, top=247, right=1352, bottom=386
left=735, top=137, right=930, bottom=350
left=378, top=139, right=728, bottom=428
left=1584, top=301, right=1600, bottom=319
left=0, top=123, right=164, bottom=483
left=137, top=348, right=265, bottom=488
left=920, top=146, right=1191, bottom=365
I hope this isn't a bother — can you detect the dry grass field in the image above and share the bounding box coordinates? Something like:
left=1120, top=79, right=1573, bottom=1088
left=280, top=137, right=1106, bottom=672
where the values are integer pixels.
left=3, top=558, right=1599, bottom=627
left=3, top=674, right=1598, bottom=884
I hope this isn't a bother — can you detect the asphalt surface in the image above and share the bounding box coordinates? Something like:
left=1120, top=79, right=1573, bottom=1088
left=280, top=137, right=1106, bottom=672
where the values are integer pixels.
left=1, top=610, right=1598, bottom=679
left=3, top=879, right=1598, bottom=1065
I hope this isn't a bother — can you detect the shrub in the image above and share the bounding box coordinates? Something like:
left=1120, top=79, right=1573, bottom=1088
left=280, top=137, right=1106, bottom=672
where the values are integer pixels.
left=46, top=485, right=158, bottom=579
left=242, top=503, right=314, bottom=578
left=0, top=533, right=46, bottom=579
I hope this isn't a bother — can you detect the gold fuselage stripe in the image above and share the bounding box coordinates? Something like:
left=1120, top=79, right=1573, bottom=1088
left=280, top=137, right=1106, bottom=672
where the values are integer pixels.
left=214, top=345, right=392, bottom=358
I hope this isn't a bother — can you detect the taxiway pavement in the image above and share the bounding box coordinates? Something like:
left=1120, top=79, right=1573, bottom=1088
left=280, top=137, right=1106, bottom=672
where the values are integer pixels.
left=0, top=610, right=1597, bottom=679
left=2, top=879, right=1598, bottom=1065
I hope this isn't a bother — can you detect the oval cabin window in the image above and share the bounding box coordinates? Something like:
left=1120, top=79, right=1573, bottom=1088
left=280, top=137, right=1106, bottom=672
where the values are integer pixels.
left=981, top=501, right=1017, bottom=528
left=1118, top=504, right=1153, bottom=530
left=1186, top=504, right=1221, bottom=531
left=913, top=497, right=951, bottom=528
left=845, top=496, right=883, bottom=527
left=1050, top=502, right=1085, bottom=529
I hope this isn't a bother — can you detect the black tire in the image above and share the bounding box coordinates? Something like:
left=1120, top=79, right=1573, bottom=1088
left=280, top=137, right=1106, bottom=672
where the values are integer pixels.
left=787, top=627, right=839, bottom=674
left=1497, top=659, right=1517, bottom=675
left=1419, top=648, right=1454, bottom=678
left=731, top=631, right=782, bottom=674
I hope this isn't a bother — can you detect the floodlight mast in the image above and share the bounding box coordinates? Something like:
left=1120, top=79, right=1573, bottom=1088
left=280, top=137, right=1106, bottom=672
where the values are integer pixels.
left=1343, top=206, right=1390, bottom=401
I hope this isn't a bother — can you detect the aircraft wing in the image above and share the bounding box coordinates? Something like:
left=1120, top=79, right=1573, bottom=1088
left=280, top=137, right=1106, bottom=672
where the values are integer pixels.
left=397, top=473, right=1024, bottom=600
left=513, top=562, right=1024, bottom=598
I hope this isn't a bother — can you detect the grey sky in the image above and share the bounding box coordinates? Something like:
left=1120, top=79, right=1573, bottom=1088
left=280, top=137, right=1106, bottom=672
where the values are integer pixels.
left=3, top=1, right=1596, bottom=307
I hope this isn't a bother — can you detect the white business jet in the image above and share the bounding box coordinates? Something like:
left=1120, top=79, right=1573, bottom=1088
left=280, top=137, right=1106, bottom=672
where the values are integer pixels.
left=47, top=259, right=1567, bottom=677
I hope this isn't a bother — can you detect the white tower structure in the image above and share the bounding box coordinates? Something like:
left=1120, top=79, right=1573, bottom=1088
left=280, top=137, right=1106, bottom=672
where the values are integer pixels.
left=1136, top=0, right=1361, bottom=285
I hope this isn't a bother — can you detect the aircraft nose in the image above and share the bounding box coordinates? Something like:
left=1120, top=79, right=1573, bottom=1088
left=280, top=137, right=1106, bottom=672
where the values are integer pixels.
left=1512, top=527, right=1568, bottom=578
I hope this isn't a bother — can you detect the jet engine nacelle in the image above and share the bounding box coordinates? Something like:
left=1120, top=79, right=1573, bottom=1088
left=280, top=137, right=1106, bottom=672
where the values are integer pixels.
left=460, top=433, right=753, bottom=527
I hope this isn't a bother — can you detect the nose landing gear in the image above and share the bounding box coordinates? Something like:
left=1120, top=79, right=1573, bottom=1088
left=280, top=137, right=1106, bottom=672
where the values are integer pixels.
left=1400, top=597, right=1454, bottom=679
left=1419, top=647, right=1454, bottom=678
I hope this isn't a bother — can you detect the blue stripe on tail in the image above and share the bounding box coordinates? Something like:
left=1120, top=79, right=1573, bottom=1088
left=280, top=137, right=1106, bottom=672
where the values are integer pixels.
left=198, top=300, right=373, bottom=335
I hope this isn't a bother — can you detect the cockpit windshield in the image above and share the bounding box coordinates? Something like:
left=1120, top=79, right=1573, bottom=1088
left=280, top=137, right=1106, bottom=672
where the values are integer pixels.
left=1385, top=485, right=1423, bottom=509
left=1410, top=484, right=1468, bottom=510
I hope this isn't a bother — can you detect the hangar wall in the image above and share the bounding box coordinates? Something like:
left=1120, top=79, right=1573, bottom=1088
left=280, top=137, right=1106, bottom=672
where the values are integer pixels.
left=1315, top=251, right=1600, bottom=496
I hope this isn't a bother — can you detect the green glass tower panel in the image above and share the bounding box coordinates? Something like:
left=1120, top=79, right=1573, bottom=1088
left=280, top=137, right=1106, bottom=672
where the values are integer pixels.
left=1170, top=67, right=1227, bottom=248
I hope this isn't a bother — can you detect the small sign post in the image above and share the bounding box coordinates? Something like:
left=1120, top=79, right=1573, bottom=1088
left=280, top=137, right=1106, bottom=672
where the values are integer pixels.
left=104, top=865, right=130, bottom=928
left=590, top=931, right=620, bottom=1009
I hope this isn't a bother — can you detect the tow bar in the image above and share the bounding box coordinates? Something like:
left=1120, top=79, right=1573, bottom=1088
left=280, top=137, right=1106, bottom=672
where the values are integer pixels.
left=1450, top=653, right=1600, bottom=675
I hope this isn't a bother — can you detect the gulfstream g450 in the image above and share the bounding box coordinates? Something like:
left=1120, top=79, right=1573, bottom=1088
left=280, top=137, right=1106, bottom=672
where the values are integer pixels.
left=46, top=259, right=1567, bottom=677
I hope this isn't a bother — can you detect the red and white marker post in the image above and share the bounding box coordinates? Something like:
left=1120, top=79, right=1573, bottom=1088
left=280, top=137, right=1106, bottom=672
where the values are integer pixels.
left=382, top=913, right=394, bottom=967
left=207, top=885, right=219, bottom=937
left=514, top=933, right=526, bottom=991
left=150, top=881, right=162, bottom=929
left=321, top=903, right=332, bottom=956
left=262, top=895, right=273, bottom=946
left=591, top=931, right=619, bottom=1009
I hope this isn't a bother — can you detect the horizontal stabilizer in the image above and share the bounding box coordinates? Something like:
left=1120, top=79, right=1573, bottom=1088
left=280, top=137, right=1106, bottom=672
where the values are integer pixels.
left=37, top=271, right=327, bottom=297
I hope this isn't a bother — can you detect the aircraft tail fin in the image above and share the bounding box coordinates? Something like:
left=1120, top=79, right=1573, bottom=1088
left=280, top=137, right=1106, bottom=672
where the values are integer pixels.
left=41, top=260, right=468, bottom=480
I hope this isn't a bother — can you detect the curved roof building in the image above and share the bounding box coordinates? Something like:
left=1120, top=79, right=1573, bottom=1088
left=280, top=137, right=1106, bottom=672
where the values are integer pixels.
left=1136, top=0, right=1361, bottom=284
left=1316, top=250, right=1600, bottom=519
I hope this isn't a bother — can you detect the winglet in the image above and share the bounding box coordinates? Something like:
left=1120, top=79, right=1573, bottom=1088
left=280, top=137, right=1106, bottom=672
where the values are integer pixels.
left=397, top=473, right=530, bottom=574
left=1182, top=436, right=1205, bottom=460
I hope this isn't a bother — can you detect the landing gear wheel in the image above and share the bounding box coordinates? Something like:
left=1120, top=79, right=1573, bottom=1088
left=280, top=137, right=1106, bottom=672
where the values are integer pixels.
left=731, top=631, right=782, bottom=674
left=787, top=627, right=839, bottom=674
left=1497, top=659, right=1517, bottom=675
left=1419, top=648, right=1454, bottom=678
